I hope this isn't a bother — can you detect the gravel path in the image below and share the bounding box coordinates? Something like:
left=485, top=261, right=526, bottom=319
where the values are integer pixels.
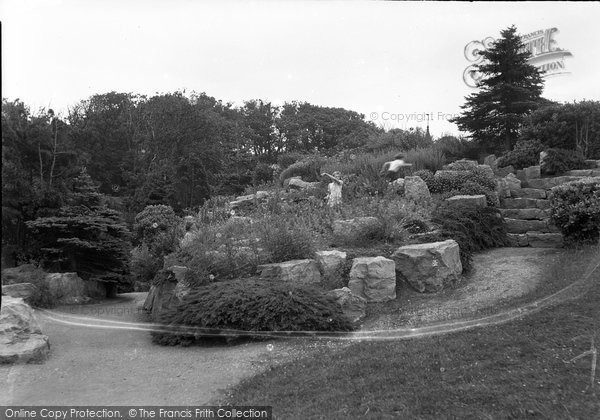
left=2, top=247, right=596, bottom=405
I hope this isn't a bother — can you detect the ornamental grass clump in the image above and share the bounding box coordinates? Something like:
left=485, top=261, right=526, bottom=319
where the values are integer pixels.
left=151, top=279, right=353, bottom=346
left=549, top=177, right=600, bottom=243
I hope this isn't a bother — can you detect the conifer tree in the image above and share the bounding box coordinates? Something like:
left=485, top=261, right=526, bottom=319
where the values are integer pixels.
left=26, top=168, right=131, bottom=295
left=451, top=26, right=545, bottom=153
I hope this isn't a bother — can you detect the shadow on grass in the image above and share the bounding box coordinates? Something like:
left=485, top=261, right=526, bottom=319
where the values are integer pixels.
left=223, top=244, right=600, bottom=419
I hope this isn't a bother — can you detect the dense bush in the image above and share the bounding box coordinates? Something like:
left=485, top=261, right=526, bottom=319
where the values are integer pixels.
left=496, top=139, right=544, bottom=169
left=520, top=100, right=600, bottom=159
left=252, top=163, right=275, bottom=185
left=424, top=167, right=496, bottom=196
left=131, top=205, right=183, bottom=285
left=1, top=264, right=56, bottom=308
left=432, top=206, right=508, bottom=271
left=541, top=148, right=588, bottom=175
left=549, top=177, right=600, bottom=243
left=434, top=135, right=482, bottom=161
left=278, top=156, right=326, bottom=184
left=151, top=279, right=353, bottom=345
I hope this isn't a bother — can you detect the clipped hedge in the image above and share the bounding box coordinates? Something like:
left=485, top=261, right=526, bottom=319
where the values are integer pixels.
left=152, top=279, right=353, bottom=346
left=549, top=177, right=600, bottom=243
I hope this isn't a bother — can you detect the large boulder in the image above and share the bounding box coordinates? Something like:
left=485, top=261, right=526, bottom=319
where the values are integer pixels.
left=44, top=272, right=87, bottom=304
left=142, top=267, right=191, bottom=320
left=497, top=173, right=521, bottom=198
left=445, top=194, right=487, bottom=209
left=332, top=217, right=381, bottom=240
left=258, top=259, right=321, bottom=284
left=326, top=287, right=367, bottom=323
left=404, top=176, right=431, bottom=203
left=392, top=239, right=462, bottom=293
left=0, top=297, right=50, bottom=364
left=524, top=165, right=541, bottom=179
left=2, top=283, right=38, bottom=300
left=483, top=154, right=498, bottom=170
left=347, top=256, right=396, bottom=302
left=314, top=250, right=347, bottom=276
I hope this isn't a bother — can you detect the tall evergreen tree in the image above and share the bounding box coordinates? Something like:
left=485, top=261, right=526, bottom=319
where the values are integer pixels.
left=26, top=168, right=131, bottom=296
left=451, top=26, right=545, bottom=153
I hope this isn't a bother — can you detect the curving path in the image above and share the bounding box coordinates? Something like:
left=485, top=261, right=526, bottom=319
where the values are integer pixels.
left=1, top=246, right=598, bottom=405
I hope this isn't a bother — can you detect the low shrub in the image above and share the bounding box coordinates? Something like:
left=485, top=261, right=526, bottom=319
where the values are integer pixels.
left=333, top=219, right=387, bottom=247
left=549, top=177, right=600, bottom=243
left=130, top=244, right=163, bottom=284
left=257, top=221, right=315, bottom=263
left=151, top=279, right=353, bottom=345
left=425, top=167, right=496, bottom=196
left=432, top=205, right=508, bottom=272
left=438, top=181, right=499, bottom=207
left=496, top=139, right=544, bottom=169
left=542, top=148, right=588, bottom=175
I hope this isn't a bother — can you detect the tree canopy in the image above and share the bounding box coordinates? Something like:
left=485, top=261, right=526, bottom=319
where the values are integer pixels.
left=451, top=26, right=545, bottom=153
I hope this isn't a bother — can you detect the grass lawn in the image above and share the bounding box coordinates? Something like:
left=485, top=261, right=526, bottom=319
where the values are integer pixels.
left=225, top=245, right=600, bottom=419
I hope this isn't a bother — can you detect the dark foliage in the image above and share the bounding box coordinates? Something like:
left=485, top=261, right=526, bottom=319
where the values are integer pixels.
left=151, top=279, right=353, bottom=346
left=432, top=205, right=509, bottom=271
left=496, top=139, right=544, bottom=169
left=451, top=26, right=545, bottom=153
left=541, top=148, right=588, bottom=176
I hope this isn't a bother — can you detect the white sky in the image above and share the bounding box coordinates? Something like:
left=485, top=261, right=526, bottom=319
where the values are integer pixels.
left=2, top=0, right=599, bottom=136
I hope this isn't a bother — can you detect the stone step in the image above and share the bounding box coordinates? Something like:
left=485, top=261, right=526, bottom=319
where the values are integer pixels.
left=500, top=208, right=550, bottom=220
left=585, top=159, right=600, bottom=169
left=507, top=232, right=564, bottom=248
left=564, top=169, right=600, bottom=177
left=500, top=198, right=550, bottom=210
left=510, top=188, right=547, bottom=199
left=526, top=176, right=584, bottom=190
left=505, top=218, right=548, bottom=234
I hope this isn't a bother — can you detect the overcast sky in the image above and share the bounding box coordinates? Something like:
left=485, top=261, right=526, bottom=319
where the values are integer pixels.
left=2, top=0, right=599, bottom=136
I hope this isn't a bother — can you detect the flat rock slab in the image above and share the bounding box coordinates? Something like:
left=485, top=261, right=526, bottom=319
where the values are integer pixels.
left=348, top=256, right=396, bottom=302
left=510, top=188, right=546, bottom=199
left=314, top=250, right=347, bottom=276
left=500, top=198, right=550, bottom=209
left=500, top=208, right=549, bottom=220
left=526, top=232, right=564, bottom=248
left=258, top=259, right=321, bottom=284
left=507, top=233, right=529, bottom=247
left=392, top=239, right=462, bottom=293
left=505, top=218, right=549, bottom=234
left=0, top=297, right=50, bottom=364
left=527, top=176, right=584, bottom=190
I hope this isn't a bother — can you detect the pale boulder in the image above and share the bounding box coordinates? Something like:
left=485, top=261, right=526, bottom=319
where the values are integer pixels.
left=326, top=287, right=367, bottom=323
left=348, top=256, right=396, bottom=302
left=392, top=239, right=462, bottom=293
left=258, top=259, right=321, bottom=284
left=0, top=297, right=50, bottom=364
left=315, top=250, right=347, bottom=276
left=404, top=176, right=431, bottom=203
left=445, top=194, right=487, bottom=209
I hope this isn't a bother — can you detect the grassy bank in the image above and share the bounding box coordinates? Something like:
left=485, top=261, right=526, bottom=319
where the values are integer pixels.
left=224, top=246, right=600, bottom=419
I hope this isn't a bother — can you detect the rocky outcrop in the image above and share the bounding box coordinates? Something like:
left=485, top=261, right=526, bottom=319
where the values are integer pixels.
left=314, top=250, right=347, bottom=276
left=445, top=194, right=487, bottom=209
left=326, top=287, right=367, bottom=323
left=496, top=173, right=521, bottom=198
left=483, top=154, right=498, bottom=170
left=258, top=259, right=321, bottom=284
left=0, top=297, right=50, bottom=364
left=143, top=266, right=191, bottom=320
left=347, top=256, right=396, bottom=302
left=527, top=176, right=585, bottom=190
left=2, top=283, right=38, bottom=300
left=392, top=239, right=462, bottom=293
left=404, top=176, right=431, bottom=203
